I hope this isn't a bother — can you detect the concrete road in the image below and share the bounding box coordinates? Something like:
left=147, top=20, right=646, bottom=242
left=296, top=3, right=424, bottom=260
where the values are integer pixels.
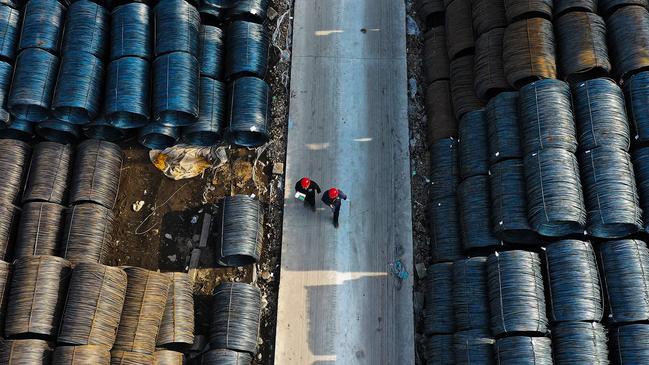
left=274, top=0, right=414, bottom=364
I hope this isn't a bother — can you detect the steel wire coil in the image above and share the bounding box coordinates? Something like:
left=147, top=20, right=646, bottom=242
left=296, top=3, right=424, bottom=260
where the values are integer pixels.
left=494, top=336, right=552, bottom=364
left=0, top=137, right=30, bottom=205
left=552, top=322, right=608, bottom=364
left=22, top=141, right=72, bottom=204
left=458, top=176, right=502, bottom=250
left=154, top=0, right=200, bottom=57
left=138, top=122, right=179, bottom=149
left=199, top=24, right=224, bottom=80
left=487, top=250, right=548, bottom=335
left=486, top=91, right=521, bottom=164
left=196, top=349, right=252, bottom=365
left=83, top=116, right=125, bottom=142
left=0, top=5, right=20, bottom=61
left=69, top=139, right=122, bottom=209
left=227, top=76, right=270, bottom=147
left=489, top=159, right=537, bottom=244
left=607, top=6, right=649, bottom=82
left=450, top=55, right=484, bottom=120
left=544, top=239, right=603, bottom=322
left=425, top=80, right=457, bottom=144
left=416, top=0, right=444, bottom=23
left=105, top=56, right=150, bottom=129
left=18, top=0, right=66, bottom=54
left=0, top=0, right=22, bottom=9
left=633, top=147, right=649, bottom=232
left=209, top=282, right=261, bottom=354
left=5, top=255, right=71, bottom=338
left=474, top=28, right=509, bottom=101
left=452, top=257, right=490, bottom=331
left=424, top=335, right=454, bottom=365
left=503, top=0, right=552, bottom=22
left=198, top=0, right=229, bottom=22
left=0, top=204, right=19, bottom=260
left=52, top=51, right=105, bottom=124
left=0, top=339, right=53, bottom=364
left=110, top=350, right=155, bottom=365
left=60, top=203, right=114, bottom=264
left=110, top=3, right=152, bottom=61
left=555, top=12, right=610, bottom=83
left=579, top=148, right=642, bottom=238
left=610, top=324, right=649, bottom=364
left=524, top=148, right=586, bottom=237
left=453, top=329, right=495, bottom=365
left=157, top=272, right=194, bottom=348
left=114, top=267, right=171, bottom=355
left=458, top=109, right=489, bottom=179
left=430, top=137, right=459, bottom=200
left=53, top=345, right=112, bottom=365
left=423, top=262, right=454, bottom=335
left=429, top=196, right=463, bottom=262
left=472, top=0, right=506, bottom=36
left=0, top=260, right=10, bottom=337
left=422, top=27, right=449, bottom=84
left=554, top=0, right=596, bottom=16
left=503, top=18, right=556, bottom=88
left=624, top=71, right=649, bottom=144
left=218, top=195, right=262, bottom=266
left=599, top=239, right=649, bottom=324
left=182, top=76, right=225, bottom=146
left=225, top=20, right=269, bottom=79
left=36, top=120, right=82, bottom=144
left=572, top=78, right=630, bottom=151
left=8, top=48, right=59, bottom=122
left=153, top=349, right=184, bottom=364
left=0, top=118, right=35, bottom=141
left=600, top=0, right=647, bottom=17
left=0, top=60, right=13, bottom=124
left=14, top=201, right=65, bottom=258
left=153, top=51, right=199, bottom=127
left=61, top=0, right=109, bottom=58
left=227, top=0, right=269, bottom=23
left=519, top=79, right=576, bottom=154
left=445, top=0, right=474, bottom=60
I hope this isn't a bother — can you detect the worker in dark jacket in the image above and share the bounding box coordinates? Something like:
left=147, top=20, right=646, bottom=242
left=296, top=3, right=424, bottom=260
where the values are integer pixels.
left=295, top=177, right=321, bottom=210
left=321, top=187, right=347, bottom=228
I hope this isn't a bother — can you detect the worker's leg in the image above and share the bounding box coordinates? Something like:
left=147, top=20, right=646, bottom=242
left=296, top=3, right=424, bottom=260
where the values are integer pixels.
left=306, top=191, right=316, bottom=210
left=333, top=206, right=340, bottom=227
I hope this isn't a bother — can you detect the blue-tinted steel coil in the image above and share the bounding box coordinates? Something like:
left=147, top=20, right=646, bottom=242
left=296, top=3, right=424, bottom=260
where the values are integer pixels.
left=217, top=195, right=263, bottom=267
left=154, top=0, right=200, bottom=57
left=209, top=282, right=261, bottom=354
left=424, top=335, right=454, bottom=365
left=198, top=349, right=253, bottom=364
left=633, top=146, right=649, bottom=232
left=524, top=148, right=586, bottom=237
left=544, top=239, right=603, bottom=322
left=452, top=257, right=490, bottom=331
left=458, top=109, right=489, bottom=180
left=182, top=76, right=225, bottom=146
left=552, top=322, right=608, bottom=364
left=0, top=5, right=20, bottom=61
left=110, top=2, right=152, bottom=61
left=599, top=239, right=649, bottom=324
left=430, top=137, right=459, bottom=200
left=199, top=24, right=224, bottom=80
left=18, top=0, right=66, bottom=54
left=52, top=51, right=104, bottom=124
left=61, top=0, right=109, bottom=59
left=8, top=48, right=59, bottom=122
left=0, top=61, right=13, bottom=124
left=429, top=196, right=463, bottom=263
left=0, top=119, right=34, bottom=142
left=579, top=147, right=642, bottom=238
left=199, top=0, right=228, bottom=22
left=35, top=120, right=80, bottom=144
left=225, top=21, right=269, bottom=80
left=83, top=116, right=124, bottom=142
left=227, top=0, right=269, bottom=23
left=623, top=71, right=649, bottom=144
left=610, top=324, right=649, bottom=364
left=227, top=76, right=270, bottom=147
left=105, top=56, right=150, bottom=129
left=138, top=122, right=179, bottom=149
left=519, top=79, right=577, bottom=155
left=453, top=329, right=495, bottom=365
left=0, top=0, right=22, bottom=9
left=458, top=175, right=502, bottom=251
left=153, top=51, right=199, bottom=127
left=607, top=5, right=649, bottom=82
left=0, top=138, right=30, bottom=205
left=600, top=0, right=647, bottom=17
left=423, top=262, right=454, bottom=335
left=487, top=250, right=548, bottom=336
left=494, top=336, right=553, bottom=365
left=554, top=0, right=596, bottom=16
left=486, top=91, right=522, bottom=164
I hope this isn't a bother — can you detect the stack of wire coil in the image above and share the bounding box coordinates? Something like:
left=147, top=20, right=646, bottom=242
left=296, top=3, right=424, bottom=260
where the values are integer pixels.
left=423, top=334, right=454, bottom=365
left=552, top=322, right=609, bottom=364
left=444, top=0, right=474, bottom=61
left=0, top=260, right=10, bottom=337
left=52, top=345, right=111, bottom=364
left=606, top=5, right=649, bottom=83
left=471, top=0, right=506, bottom=36
left=624, top=71, right=649, bottom=144
left=554, top=0, right=597, bottom=16
left=503, top=0, right=552, bottom=22
left=22, top=141, right=72, bottom=205
left=156, top=272, right=195, bottom=350
left=0, top=339, right=53, bottom=364
left=153, top=349, right=185, bottom=365
left=60, top=203, right=114, bottom=264
left=494, top=336, right=553, bottom=364
left=473, top=28, right=510, bottom=101
left=423, top=263, right=455, bottom=336
left=453, top=329, right=495, bottom=364
left=424, top=79, right=456, bottom=143
left=198, top=0, right=270, bottom=24
left=82, top=115, right=124, bottom=142
left=13, top=201, right=65, bottom=258
left=227, top=76, right=271, bottom=147
left=217, top=195, right=263, bottom=266
left=449, top=55, right=484, bottom=119
left=225, top=21, right=268, bottom=80
left=110, top=350, right=154, bottom=364
left=69, top=139, right=122, bottom=209
left=0, top=4, right=19, bottom=125
left=422, top=26, right=449, bottom=86
left=610, top=324, right=649, bottom=363
left=197, top=348, right=253, bottom=364
left=633, top=146, right=649, bottom=232
left=0, top=139, right=30, bottom=259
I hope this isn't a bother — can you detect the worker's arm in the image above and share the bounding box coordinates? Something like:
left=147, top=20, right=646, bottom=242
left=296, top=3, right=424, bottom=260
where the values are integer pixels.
left=338, top=191, right=348, bottom=200
left=311, top=181, right=322, bottom=193
left=295, top=181, right=302, bottom=192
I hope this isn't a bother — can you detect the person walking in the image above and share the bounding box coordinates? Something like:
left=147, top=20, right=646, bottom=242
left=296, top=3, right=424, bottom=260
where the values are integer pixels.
left=321, top=187, right=347, bottom=228
left=295, top=177, right=321, bottom=211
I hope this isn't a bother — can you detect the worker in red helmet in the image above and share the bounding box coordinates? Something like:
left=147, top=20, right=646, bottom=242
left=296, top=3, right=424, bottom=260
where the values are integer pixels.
left=295, top=177, right=321, bottom=211
left=321, top=187, right=348, bottom=228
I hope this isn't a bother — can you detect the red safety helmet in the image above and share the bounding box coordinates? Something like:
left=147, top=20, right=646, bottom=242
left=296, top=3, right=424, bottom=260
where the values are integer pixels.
left=300, top=177, right=311, bottom=189
left=328, top=188, right=339, bottom=199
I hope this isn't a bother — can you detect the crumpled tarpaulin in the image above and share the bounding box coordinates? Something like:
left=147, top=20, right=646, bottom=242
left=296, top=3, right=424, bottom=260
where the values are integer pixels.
left=150, top=145, right=229, bottom=180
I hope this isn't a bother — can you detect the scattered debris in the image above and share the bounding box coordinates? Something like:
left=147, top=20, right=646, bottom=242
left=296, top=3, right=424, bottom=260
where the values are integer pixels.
left=191, top=215, right=198, bottom=224
left=415, top=262, right=427, bottom=279
left=389, top=259, right=410, bottom=280
left=164, top=233, right=172, bottom=240
left=272, top=162, right=284, bottom=175
left=132, top=200, right=145, bottom=212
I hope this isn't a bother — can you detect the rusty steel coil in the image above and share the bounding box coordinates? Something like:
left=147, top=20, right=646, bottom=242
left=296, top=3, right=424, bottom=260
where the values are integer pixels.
left=607, top=5, right=649, bottom=82
left=53, top=345, right=111, bottom=365
left=157, top=272, right=195, bottom=349
left=450, top=55, right=485, bottom=119
left=472, top=0, right=506, bottom=36
left=0, top=339, right=53, bottom=364
left=425, top=80, right=457, bottom=144
left=14, top=201, right=65, bottom=258
left=69, top=139, right=123, bottom=210
left=153, top=349, right=185, bottom=364
left=422, top=26, right=449, bottom=84
left=503, top=18, right=557, bottom=89
left=0, top=260, right=10, bottom=337
left=0, top=138, right=31, bottom=205
left=111, top=350, right=155, bottom=365
left=60, top=203, right=115, bottom=265
left=0, top=203, right=20, bottom=260
left=22, top=141, right=73, bottom=205
left=445, top=0, right=474, bottom=60
left=474, top=28, right=510, bottom=101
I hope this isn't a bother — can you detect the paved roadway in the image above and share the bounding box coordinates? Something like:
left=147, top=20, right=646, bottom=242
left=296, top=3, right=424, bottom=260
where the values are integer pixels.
left=274, top=0, right=414, bottom=363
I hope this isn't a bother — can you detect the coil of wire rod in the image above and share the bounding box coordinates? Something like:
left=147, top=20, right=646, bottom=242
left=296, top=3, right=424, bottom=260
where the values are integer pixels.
left=5, top=255, right=71, bottom=338
left=0, top=119, right=35, bottom=141
left=633, top=147, right=649, bottom=232
left=0, top=205, right=19, bottom=260
left=422, top=26, right=449, bottom=84
left=503, top=0, right=552, bottom=22
left=53, top=345, right=111, bottom=365
left=486, top=91, right=521, bottom=164
left=0, top=60, right=13, bottom=124
left=199, top=24, right=224, bottom=80
left=445, top=0, right=474, bottom=60
left=153, top=350, right=184, bottom=365
left=197, top=349, right=253, bottom=364
left=110, top=3, right=152, bottom=61
left=474, top=28, right=509, bottom=101
left=0, top=0, right=22, bottom=9
left=60, top=203, right=114, bottom=265
left=114, top=267, right=171, bottom=354
left=423, top=263, right=454, bottom=335
left=0, top=260, right=10, bottom=337
left=157, top=272, right=194, bottom=348
left=425, top=80, right=457, bottom=144
left=225, top=21, right=269, bottom=80
left=471, top=0, right=506, bottom=36
left=459, top=109, right=489, bottom=179
left=105, top=57, right=150, bottom=129
left=61, top=0, right=109, bottom=58
left=8, top=48, right=59, bottom=122
left=600, top=0, right=647, bottom=17
left=416, top=0, right=444, bottom=22
left=154, top=0, right=200, bottom=57
left=494, top=336, right=552, bottom=364
left=227, top=76, right=270, bottom=147
left=218, top=195, right=262, bottom=266
left=610, top=324, right=649, bottom=364
left=36, top=120, right=82, bottom=144
left=209, top=282, right=261, bottom=354
left=544, top=240, right=602, bottom=322
left=607, top=6, right=649, bottom=82
left=198, top=0, right=228, bottom=21
left=22, top=142, right=72, bottom=205
left=450, top=55, right=484, bottom=120
left=555, top=12, right=610, bottom=83
left=69, top=139, right=122, bottom=209
left=518, top=79, right=576, bottom=154
left=182, top=77, right=225, bottom=146
left=572, top=78, right=630, bottom=151
left=423, top=335, right=454, bottom=365
left=0, top=339, right=53, bottom=364
left=0, top=138, right=30, bottom=205
left=599, top=239, right=649, bottom=324
left=83, top=116, right=125, bottom=142
left=52, top=51, right=105, bottom=124
left=552, top=322, right=608, bottom=364
left=458, top=176, right=502, bottom=251
left=429, top=196, right=463, bottom=263
left=0, top=5, right=20, bottom=61
left=554, top=0, right=596, bottom=16
left=18, top=0, right=66, bottom=54
left=110, top=350, right=155, bottom=365
left=580, top=147, right=642, bottom=238
left=503, top=18, right=556, bottom=89
left=624, top=71, right=649, bottom=144
left=453, top=329, right=495, bottom=365
left=14, top=201, right=65, bottom=258
left=138, top=123, right=179, bottom=149
left=430, top=137, right=459, bottom=199
left=227, top=0, right=269, bottom=23
left=452, top=257, right=490, bottom=331
left=153, top=51, right=199, bottom=127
